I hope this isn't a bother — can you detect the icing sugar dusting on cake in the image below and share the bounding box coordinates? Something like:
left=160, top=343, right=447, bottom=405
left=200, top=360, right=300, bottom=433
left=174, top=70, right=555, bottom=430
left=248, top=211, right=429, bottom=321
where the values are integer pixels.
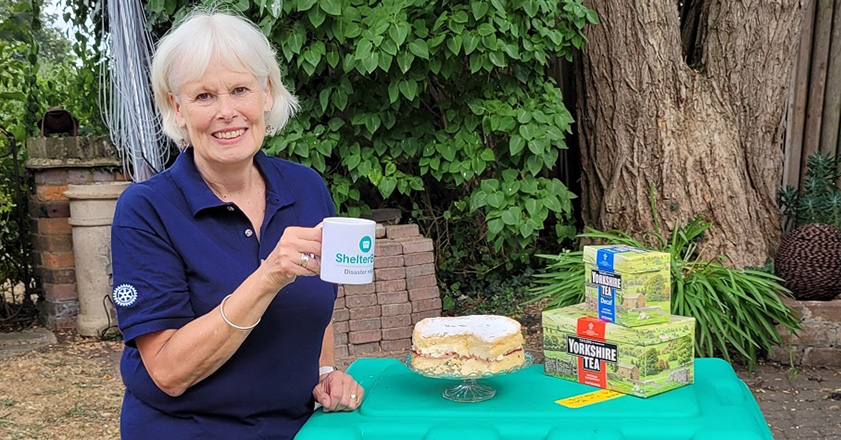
left=417, top=315, right=520, bottom=342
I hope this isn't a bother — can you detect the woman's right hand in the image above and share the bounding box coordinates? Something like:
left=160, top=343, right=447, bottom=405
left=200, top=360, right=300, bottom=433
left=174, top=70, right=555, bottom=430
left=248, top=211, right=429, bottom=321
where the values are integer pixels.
left=260, top=226, right=323, bottom=290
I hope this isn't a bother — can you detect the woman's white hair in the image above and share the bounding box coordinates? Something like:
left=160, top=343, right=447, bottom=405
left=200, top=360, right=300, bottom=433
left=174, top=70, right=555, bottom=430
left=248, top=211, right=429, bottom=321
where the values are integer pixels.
left=151, top=10, right=298, bottom=145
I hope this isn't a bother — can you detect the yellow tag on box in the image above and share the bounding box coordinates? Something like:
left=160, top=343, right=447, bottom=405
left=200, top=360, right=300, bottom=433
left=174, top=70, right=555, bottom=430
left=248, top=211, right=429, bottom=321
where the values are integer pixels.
left=555, top=389, right=625, bottom=408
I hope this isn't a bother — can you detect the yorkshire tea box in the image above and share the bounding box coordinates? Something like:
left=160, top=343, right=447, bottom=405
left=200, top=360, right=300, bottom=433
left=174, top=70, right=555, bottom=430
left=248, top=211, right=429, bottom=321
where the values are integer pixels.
left=543, top=303, right=694, bottom=398
left=584, top=245, right=671, bottom=327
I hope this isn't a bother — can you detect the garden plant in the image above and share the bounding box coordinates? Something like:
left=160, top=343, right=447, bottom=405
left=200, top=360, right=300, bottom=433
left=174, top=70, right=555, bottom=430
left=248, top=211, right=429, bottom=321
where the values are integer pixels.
left=776, top=151, right=841, bottom=300
left=778, top=151, right=841, bottom=232
left=529, top=194, right=801, bottom=371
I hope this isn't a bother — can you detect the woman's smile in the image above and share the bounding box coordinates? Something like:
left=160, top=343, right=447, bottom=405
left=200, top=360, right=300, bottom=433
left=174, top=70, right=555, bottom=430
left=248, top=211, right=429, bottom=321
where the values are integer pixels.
left=212, top=127, right=247, bottom=141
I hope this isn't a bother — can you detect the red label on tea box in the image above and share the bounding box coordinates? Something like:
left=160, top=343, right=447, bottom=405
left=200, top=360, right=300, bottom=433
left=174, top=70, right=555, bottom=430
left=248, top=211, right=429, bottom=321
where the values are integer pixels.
left=576, top=316, right=607, bottom=340
left=575, top=317, right=610, bottom=388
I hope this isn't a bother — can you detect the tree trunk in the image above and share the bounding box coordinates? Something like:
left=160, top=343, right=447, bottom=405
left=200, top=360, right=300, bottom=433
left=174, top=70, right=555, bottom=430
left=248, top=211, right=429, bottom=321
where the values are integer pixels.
left=574, top=0, right=805, bottom=267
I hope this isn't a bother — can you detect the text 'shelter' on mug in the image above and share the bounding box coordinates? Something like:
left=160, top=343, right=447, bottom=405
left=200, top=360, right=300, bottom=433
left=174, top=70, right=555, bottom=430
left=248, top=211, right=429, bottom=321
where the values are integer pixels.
left=320, top=217, right=376, bottom=285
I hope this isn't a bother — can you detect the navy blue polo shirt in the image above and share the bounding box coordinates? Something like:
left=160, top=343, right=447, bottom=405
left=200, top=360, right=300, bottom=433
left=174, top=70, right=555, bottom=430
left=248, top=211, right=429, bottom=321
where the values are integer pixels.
left=111, top=148, right=336, bottom=440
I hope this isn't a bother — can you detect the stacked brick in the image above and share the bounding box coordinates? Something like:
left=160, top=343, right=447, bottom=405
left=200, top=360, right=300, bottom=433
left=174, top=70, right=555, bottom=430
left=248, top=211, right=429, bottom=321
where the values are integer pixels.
left=25, top=137, right=123, bottom=330
left=769, top=297, right=841, bottom=367
left=332, top=224, right=442, bottom=359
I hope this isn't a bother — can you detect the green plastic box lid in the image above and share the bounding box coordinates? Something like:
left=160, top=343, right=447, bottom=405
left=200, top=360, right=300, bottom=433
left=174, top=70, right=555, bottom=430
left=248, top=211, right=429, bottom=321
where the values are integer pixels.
left=295, top=357, right=771, bottom=440
left=543, top=303, right=694, bottom=345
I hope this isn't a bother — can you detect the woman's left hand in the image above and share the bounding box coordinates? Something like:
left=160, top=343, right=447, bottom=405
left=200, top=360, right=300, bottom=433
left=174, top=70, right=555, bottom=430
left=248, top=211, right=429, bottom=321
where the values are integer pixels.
left=313, top=370, right=364, bottom=412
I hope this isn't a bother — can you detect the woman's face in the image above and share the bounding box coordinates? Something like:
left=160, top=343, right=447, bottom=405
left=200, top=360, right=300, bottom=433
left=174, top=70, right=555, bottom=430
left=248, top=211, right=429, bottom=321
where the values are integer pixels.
left=171, top=61, right=273, bottom=169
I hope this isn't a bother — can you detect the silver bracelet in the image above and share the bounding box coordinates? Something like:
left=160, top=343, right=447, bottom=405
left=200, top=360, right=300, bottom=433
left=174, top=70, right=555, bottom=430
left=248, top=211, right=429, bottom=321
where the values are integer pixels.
left=219, top=294, right=261, bottom=330
left=319, top=366, right=336, bottom=376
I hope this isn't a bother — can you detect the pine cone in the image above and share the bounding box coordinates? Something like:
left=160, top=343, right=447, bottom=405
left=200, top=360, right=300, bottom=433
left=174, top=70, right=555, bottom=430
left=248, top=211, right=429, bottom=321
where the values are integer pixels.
left=775, top=223, right=841, bottom=301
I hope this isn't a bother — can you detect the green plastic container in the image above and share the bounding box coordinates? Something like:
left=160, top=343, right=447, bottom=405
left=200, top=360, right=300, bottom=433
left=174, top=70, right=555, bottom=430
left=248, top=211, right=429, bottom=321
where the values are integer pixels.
left=584, top=245, right=671, bottom=327
left=295, top=357, right=772, bottom=440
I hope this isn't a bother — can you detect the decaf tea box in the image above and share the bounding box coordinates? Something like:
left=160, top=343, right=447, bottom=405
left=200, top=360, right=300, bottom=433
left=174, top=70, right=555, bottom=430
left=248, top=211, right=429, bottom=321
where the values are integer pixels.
left=584, top=245, right=671, bottom=327
left=543, top=303, right=695, bottom=398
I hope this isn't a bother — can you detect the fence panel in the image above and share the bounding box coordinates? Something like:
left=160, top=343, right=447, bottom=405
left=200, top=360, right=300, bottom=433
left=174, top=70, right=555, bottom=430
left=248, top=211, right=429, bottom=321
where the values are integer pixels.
left=785, top=0, right=841, bottom=189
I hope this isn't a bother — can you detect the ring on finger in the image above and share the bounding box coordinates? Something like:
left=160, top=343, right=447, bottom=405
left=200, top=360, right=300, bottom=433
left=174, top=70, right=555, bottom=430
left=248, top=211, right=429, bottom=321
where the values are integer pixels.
left=350, top=393, right=358, bottom=401
left=297, top=252, right=309, bottom=268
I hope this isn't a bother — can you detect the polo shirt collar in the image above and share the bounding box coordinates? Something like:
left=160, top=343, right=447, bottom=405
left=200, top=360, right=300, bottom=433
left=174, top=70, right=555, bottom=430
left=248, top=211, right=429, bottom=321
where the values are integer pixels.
left=256, top=150, right=296, bottom=211
left=170, top=148, right=296, bottom=217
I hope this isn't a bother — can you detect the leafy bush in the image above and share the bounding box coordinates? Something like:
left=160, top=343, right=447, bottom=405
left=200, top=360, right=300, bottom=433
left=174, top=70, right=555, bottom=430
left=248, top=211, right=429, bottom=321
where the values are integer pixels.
left=1, top=1, right=106, bottom=140
left=1, top=1, right=42, bottom=141
left=441, top=267, right=535, bottom=317
left=778, top=151, right=841, bottom=232
left=529, top=216, right=801, bottom=371
left=69, top=0, right=597, bottom=275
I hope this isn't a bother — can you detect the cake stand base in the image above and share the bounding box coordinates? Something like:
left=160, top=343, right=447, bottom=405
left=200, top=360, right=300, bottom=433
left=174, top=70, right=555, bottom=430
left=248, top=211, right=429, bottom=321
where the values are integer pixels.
left=442, top=379, right=496, bottom=402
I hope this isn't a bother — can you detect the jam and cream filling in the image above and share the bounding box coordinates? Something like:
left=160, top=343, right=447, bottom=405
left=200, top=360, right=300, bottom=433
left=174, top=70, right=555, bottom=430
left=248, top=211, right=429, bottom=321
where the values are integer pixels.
left=413, top=346, right=523, bottom=362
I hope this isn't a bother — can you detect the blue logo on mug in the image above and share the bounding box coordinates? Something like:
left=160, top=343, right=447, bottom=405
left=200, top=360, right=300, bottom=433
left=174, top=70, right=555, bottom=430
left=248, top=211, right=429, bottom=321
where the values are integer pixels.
left=359, top=236, right=372, bottom=253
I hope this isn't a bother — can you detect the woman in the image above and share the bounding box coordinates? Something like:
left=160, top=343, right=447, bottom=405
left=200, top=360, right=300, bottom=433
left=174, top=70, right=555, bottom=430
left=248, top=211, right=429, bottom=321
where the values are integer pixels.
left=111, top=10, right=363, bottom=439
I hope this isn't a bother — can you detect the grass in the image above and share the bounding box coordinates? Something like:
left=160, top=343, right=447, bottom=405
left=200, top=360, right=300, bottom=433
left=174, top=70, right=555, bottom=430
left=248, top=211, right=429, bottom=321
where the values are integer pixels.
left=63, top=403, right=93, bottom=418
left=32, top=389, right=64, bottom=396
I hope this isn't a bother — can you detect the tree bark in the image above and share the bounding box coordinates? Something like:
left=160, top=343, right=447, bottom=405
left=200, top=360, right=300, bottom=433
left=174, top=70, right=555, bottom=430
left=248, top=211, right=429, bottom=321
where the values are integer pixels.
left=574, top=0, right=805, bottom=267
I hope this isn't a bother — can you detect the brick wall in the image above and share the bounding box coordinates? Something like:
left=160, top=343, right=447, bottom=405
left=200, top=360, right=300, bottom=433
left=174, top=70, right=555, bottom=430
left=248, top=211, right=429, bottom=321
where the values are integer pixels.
left=25, top=137, right=123, bottom=330
left=769, top=297, right=841, bottom=367
left=333, top=224, right=441, bottom=360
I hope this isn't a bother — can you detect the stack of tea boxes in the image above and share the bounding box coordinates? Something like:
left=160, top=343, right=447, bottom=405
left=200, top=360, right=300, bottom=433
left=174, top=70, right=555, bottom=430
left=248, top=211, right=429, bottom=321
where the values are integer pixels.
left=542, top=245, right=696, bottom=398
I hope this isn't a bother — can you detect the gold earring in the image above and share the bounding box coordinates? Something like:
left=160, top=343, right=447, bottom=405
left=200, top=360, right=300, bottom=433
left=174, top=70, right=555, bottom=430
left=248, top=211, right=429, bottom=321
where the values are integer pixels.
left=178, top=138, right=187, bottom=148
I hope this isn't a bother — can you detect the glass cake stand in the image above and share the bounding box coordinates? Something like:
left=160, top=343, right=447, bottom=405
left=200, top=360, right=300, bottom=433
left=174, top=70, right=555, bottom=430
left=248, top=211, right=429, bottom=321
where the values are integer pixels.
left=404, top=353, right=532, bottom=402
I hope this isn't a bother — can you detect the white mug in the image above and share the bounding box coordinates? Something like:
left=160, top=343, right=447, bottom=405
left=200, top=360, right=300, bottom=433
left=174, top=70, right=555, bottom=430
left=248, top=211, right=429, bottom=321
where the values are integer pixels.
left=320, top=217, right=376, bottom=284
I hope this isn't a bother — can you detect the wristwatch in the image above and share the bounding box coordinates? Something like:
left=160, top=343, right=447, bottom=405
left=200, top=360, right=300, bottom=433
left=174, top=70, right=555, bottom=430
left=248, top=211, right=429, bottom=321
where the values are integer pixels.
left=319, top=366, right=336, bottom=376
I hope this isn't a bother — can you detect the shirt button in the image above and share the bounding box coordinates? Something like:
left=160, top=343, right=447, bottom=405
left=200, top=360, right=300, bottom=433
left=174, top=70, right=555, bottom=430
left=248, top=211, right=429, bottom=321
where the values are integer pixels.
left=245, top=229, right=253, bottom=237
left=227, top=206, right=235, bottom=212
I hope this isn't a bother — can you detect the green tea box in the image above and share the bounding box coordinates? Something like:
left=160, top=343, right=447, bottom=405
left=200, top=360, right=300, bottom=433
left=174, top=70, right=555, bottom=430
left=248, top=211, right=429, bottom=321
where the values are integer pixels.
left=543, top=303, right=695, bottom=398
left=584, top=245, right=671, bottom=327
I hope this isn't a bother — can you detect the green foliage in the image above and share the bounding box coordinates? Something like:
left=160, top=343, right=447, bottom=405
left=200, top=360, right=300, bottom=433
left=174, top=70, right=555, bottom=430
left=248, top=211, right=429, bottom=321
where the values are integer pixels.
left=530, top=209, right=801, bottom=371
left=0, top=0, right=41, bottom=141
left=0, top=129, right=32, bottom=303
left=0, top=0, right=40, bottom=291
left=441, top=268, right=535, bottom=317
left=37, top=50, right=106, bottom=136
left=67, top=0, right=596, bottom=275
left=263, top=0, right=593, bottom=270
left=0, top=1, right=105, bottom=142
left=778, top=151, right=841, bottom=232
